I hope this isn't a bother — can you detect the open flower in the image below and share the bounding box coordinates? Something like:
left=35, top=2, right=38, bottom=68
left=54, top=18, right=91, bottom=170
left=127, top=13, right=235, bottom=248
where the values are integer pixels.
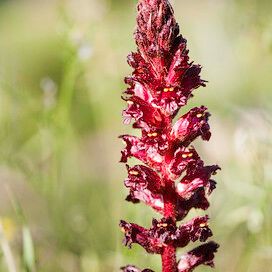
left=171, top=106, right=211, bottom=146
left=178, top=242, right=219, bottom=272
left=167, top=146, right=200, bottom=179
left=120, top=216, right=213, bottom=255
left=120, top=135, right=164, bottom=169
left=176, top=163, right=220, bottom=199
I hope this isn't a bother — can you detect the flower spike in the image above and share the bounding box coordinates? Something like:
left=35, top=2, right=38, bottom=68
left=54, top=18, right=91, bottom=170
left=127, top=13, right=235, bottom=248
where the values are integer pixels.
left=119, top=1, right=220, bottom=271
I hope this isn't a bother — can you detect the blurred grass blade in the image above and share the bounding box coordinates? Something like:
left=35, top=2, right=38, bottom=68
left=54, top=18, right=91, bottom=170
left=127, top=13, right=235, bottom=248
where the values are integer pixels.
left=22, top=226, right=36, bottom=272
left=0, top=220, right=17, bottom=272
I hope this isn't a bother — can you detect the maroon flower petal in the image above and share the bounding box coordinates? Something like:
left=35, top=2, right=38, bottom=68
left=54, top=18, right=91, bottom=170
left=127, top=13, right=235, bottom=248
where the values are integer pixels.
left=171, top=106, right=211, bottom=145
left=121, top=265, right=155, bottom=272
left=167, top=147, right=200, bottom=179
left=120, top=220, right=166, bottom=254
left=122, top=96, right=167, bottom=131
left=178, top=65, right=206, bottom=101
left=141, top=130, right=170, bottom=154
left=124, top=76, right=154, bottom=104
left=176, top=187, right=212, bottom=220
left=177, top=242, right=219, bottom=272
left=153, top=67, right=206, bottom=117
left=120, top=220, right=150, bottom=249
left=124, top=165, right=165, bottom=213
left=127, top=52, right=156, bottom=86
left=121, top=265, right=141, bottom=272
left=166, top=40, right=190, bottom=86
left=161, top=216, right=212, bottom=248
left=176, top=163, right=220, bottom=199
left=125, top=188, right=164, bottom=214
left=177, top=216, right=212, bottom=244
left=125, top=165, right=164, bottom=194
left=120, top=135, right=164, bottom=169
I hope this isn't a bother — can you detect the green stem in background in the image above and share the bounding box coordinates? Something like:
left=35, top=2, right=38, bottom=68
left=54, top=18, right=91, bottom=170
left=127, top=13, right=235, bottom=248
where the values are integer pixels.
left=3, top=186, right=36, bottom=272
left=0, top=221, right=17, bottom=272
left=56, top=57, right=79, bottom=126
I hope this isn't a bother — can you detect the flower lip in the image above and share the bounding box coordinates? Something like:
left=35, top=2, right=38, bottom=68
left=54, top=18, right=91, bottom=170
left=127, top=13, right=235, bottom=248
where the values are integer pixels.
left=177, top=241, right=219, bottom=272
left=119, top=135, right=164, bottom=169
left=176, top=187, right=212, bottom=221
left=168, top=146, right=200, bottom=179
left=122, top=95, right=166, bottom=130
left=176, top=163, right=220, bottom=199
left=171, top=106, right=211, bottom=145
left=125, top=164, right=163, bottom=193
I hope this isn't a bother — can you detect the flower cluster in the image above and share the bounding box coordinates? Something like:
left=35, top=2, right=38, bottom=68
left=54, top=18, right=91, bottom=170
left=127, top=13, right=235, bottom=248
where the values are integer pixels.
left=119, top=1, right=220, bottom=271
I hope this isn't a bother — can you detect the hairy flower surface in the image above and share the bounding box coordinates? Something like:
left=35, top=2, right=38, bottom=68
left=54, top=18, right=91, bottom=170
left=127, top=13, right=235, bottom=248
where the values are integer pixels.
left=119, top=1, right=220, bottom=271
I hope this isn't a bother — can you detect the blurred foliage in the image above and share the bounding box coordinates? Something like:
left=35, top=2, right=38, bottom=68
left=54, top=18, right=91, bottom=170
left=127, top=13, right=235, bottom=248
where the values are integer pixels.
left=0, top=0, right=271, bottom=271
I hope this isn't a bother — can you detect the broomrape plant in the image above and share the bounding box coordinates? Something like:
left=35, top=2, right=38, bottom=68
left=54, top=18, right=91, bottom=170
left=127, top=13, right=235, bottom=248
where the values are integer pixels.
left=119, top=1, right=220, bottom=271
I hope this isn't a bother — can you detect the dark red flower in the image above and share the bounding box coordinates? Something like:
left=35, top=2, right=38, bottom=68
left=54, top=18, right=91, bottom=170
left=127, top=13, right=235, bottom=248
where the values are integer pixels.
left=122, top=95, right=167, bottom=131
left=176, top=163, right=220, bottom=199
left=120, top=216, right=212, bottom=254
left=120, top=220, right=165, bottom=254
left=152, top=65, right=205, bottom=117
left=167, top=146, right=200, bottom=179
left=171, top=106, right=211, bottom=146
left=125, top=164, right=164, bottom=194
left=176, top=187, right=213, bottom=221
left=124, top=164, right=165, bottom=212
left=120, top=135, right=164, bottom=170
left=176, top=216, right=212, bottom=244
left=177, top=242, right=219, bottom=272
left=125, top=188, right=164, bottom=213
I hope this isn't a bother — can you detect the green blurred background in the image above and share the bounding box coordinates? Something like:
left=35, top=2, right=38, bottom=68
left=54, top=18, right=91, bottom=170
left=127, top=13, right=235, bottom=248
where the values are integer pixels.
left=0, top=0, right=271, bottom=271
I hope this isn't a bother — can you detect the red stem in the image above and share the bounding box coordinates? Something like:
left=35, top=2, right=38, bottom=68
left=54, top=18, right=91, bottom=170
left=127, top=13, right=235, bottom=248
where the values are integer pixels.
left=162, top=179, right=177, bottom=272
left=162, top=245, right=177, bottom=272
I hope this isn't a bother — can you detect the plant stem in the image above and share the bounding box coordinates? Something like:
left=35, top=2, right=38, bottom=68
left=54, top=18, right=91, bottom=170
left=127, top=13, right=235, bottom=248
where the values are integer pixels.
left=162, top=180, right=177, bottom=272
left=162, top=245, right=177, bottom=272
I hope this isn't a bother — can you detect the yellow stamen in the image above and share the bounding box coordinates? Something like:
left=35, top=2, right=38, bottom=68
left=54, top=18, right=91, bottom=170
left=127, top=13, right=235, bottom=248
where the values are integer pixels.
left=129, top=170, right=139, bottom=176
left=163, top=87, right=174, bottom=93
left=196, top=113, right=203, bottom=118
left=182, top=154, right=188, bottom=159
left=148, top=132, right=158, bottom=137
left=188, top=153, right=193, bottom=158
left=157, top=223, right=168, bottom=228
left=121, top=227, right=126, bottom=233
